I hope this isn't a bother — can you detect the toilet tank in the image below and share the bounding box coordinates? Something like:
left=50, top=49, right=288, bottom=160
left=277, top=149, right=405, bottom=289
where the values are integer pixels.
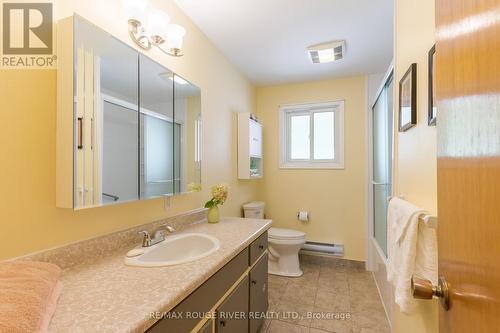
left=243, top=201, right=265, bottom=219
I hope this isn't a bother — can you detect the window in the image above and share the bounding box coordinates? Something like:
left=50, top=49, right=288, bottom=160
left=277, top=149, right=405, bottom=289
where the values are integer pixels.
left=279, top=101, right=344, bottom=169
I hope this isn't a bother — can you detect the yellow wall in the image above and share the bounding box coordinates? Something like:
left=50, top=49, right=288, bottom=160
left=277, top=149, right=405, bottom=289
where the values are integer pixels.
left=392, top=0, right=439, bottom=331
left=256, top=76, right=367, bottom=261
left=0, top=0, right=259, bottom=260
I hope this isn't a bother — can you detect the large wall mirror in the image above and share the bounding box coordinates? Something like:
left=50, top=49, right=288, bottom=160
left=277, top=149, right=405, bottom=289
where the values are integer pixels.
left=71, top=15, right=201, bottom=209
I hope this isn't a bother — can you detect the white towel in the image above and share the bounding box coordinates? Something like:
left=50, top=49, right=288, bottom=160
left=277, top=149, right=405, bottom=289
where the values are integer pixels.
left=386, top=197, right=438, bottom=314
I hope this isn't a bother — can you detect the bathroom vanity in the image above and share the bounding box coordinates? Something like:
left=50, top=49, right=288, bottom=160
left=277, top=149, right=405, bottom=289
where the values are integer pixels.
left=39, top=215, right=271, bottom=333
left=147, top=231, right=268, bottom=333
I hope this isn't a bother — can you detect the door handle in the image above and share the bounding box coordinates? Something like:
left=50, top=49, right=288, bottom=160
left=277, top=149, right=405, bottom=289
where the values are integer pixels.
left=411, top=275, right=450, bottom=310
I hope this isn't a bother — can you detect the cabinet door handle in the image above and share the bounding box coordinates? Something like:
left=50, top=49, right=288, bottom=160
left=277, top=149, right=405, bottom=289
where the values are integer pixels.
left=258, top=244, right=264, bottom=250
left=77, top=117, right=83, bottom=149
left=251, top=279, right=257, bottom=285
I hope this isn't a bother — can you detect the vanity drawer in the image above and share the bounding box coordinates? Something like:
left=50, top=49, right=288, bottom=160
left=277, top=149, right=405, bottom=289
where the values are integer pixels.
left=249, top=231, right=268, bottom=265
left=147, top=248, right=249, bottom=333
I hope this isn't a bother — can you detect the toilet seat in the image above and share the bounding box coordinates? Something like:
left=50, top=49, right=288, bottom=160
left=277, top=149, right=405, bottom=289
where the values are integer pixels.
left=268, top=227, right=305, bottom=241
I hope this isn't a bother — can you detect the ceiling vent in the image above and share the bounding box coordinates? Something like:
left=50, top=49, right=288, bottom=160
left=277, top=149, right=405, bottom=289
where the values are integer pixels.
left=307, top=40, right=346, bottom=64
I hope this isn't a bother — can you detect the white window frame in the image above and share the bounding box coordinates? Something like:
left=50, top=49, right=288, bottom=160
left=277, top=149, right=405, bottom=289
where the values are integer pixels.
left=279, top=101, right=344, bottom=169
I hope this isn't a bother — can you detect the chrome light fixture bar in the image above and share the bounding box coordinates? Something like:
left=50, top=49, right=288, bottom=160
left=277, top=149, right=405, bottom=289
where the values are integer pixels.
left=124, top=0, right=186, bottom=57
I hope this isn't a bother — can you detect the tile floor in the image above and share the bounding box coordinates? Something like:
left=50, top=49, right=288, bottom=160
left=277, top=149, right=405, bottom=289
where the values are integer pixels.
left=261, top=254, right=390, bottom=333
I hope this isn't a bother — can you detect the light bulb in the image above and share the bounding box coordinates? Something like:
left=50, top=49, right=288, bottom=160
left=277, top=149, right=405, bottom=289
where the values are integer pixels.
left=123, top=0, right=148, bottom=22
left=147, top=8, right=170, bottom=39
left=165, top=24, right=186, bottom=51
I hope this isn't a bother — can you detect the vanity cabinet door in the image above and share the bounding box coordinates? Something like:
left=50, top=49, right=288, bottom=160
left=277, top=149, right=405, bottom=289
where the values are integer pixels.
left=173, top=74, right=202, bottom=194
left=249, top=253, right=268, bottom=333
left=197, top=319, right=213, bottom=333
left=217, top=277, right=249, bottom=333
left=139, top=55, right=175, bottom=199
left=146, top=249, right=248, bottom=333
left=68, top=15, right=140, bottom=209
left=249, top=119, right=262, bottom=157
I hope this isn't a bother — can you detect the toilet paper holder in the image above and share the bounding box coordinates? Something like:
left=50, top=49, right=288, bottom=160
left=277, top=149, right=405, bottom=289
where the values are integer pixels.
left=297, top=211, right=309, bottom=222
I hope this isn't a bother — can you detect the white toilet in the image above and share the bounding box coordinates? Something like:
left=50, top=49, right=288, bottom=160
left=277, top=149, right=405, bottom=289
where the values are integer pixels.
left=243, top=202, right=306, bottom=277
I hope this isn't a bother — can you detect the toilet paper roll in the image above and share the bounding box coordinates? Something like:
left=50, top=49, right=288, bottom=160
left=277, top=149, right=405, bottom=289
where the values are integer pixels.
left=297, top=211, right=309, bottom=222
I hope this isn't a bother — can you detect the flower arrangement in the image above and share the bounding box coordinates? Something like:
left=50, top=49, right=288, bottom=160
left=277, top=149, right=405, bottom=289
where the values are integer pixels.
left=187, top=182, right=202, bottom=192
left=205, top=184, right=229, bottom=223
left=204, top=184, right=229, bottom=208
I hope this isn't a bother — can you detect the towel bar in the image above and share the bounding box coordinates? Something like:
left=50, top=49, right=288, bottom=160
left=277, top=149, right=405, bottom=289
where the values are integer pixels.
left=418, top=214, right=438, bottom=229
left=387, top=196, right=438, bottom=229
left=387, top=195, right=405, bottom=202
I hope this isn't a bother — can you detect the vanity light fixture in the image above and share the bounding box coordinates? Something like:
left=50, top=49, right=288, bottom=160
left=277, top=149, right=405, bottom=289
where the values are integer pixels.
left=124, top=0, right=186, bottom=57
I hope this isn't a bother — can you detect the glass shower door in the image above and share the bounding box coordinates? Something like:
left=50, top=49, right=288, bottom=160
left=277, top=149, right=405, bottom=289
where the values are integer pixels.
left=372, top=74, right=393, bottom=256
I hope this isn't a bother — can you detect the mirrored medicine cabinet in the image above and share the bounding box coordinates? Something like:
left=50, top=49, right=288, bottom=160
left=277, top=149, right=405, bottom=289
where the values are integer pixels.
left=56, top=15, right=201, bottom=209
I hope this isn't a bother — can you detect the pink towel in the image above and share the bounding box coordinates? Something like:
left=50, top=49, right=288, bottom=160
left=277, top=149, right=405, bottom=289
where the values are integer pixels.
left=0, top=261, right=62, bottom=333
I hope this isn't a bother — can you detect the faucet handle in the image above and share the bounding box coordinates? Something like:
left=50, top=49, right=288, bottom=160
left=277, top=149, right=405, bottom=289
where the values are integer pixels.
left=138, top=230, right=151, bottom=247
left=156, top=224, right=175, bottom=233
left=151, top=225, right=175, bottom=242
left=162, top=224, right=176, bottom=233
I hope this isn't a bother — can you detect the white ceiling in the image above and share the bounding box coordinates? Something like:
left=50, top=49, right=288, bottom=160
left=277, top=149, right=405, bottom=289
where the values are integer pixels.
left=174, top=0, right=393, bottom=86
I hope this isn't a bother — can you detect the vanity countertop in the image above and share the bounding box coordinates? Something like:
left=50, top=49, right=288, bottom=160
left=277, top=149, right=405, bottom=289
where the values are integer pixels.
left=48, top=217, right=271, bottom=333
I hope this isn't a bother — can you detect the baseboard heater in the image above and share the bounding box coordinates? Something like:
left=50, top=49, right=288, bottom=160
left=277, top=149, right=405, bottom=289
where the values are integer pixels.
left=301, top=241, right=344, bottom=257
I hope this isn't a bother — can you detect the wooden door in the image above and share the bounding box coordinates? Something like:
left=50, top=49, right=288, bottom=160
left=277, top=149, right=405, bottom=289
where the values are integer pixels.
left=435, top=0, right=500, bottom=331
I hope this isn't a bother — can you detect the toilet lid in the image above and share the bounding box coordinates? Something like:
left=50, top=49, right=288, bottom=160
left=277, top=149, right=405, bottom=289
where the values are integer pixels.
left=243, top=201, right=265, bottom=209
left=268, top=227, right=305, bottom=240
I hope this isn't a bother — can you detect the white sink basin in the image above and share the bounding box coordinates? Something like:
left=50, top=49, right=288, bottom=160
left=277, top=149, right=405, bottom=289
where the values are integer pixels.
left=124, top=233, right=220, bottom=267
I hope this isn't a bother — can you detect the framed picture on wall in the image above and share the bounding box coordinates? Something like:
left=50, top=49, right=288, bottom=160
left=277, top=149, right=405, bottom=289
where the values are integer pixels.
left=428, top=45, right=437, bottom=126
left=398, top=63, right=417, bottom=132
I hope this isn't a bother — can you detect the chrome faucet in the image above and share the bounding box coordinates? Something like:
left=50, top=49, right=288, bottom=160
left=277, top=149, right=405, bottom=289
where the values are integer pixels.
left=138, top=224, right=176, bottom=247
